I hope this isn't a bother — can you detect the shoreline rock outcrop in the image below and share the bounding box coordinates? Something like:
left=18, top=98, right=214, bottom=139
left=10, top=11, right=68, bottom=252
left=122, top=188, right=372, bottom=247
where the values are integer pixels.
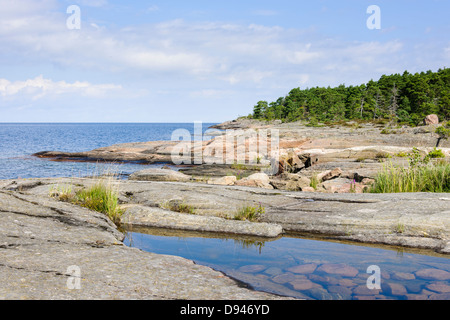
left=32, top=120, right=450, bottom=195
left=2, top=177, right=448, bottom=254
left=0, top=184, right=286, bottom=300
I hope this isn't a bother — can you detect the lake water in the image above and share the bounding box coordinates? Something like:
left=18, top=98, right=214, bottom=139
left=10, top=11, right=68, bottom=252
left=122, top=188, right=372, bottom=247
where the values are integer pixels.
left=1, top=123, right=449, bottom=300
left=0, top=123, right=217, bottom=180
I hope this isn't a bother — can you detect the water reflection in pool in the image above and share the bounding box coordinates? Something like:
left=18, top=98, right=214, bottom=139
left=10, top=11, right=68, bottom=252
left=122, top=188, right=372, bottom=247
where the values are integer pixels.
left=123, top=227, right=450, bottom=300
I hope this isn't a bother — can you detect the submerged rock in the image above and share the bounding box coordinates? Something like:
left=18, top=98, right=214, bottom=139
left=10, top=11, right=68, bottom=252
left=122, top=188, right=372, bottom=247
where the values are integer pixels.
left=316, top=263, right=359, bottom=278
left=415, top=268, right=450, bottom=280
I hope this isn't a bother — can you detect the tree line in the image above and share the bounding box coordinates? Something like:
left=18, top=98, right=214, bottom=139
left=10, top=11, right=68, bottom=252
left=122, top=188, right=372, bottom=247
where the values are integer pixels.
left=251, top=68, right=450, bottom=126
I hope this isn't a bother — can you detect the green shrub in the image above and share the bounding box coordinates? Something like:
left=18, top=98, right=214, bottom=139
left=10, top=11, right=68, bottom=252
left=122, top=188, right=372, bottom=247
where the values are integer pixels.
left=395, top=152, right=408, bottom=158
left=427, top=148, right=445, bottom=159
left=234, top=204, right=265, bottom=222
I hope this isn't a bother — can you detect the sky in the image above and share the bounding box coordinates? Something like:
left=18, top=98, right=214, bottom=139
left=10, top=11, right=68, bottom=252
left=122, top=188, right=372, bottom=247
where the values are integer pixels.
left=0, top=0, right=449, bottom=123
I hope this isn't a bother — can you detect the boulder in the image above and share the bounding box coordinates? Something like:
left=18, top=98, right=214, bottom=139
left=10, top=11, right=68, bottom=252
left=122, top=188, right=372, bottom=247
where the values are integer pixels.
left=424, top=114, right=439, bottom=125
left=285, top=176, right=311, bottom=191
left=279, top=151, right=305, bottom=173
left=129, top=168, right=191, bottom=182
left=301, top=186, right=316, bottom=193
left=317, top=167, right=342, bottom=182
left=235, top=172, right=274, bottom=189
left=207, top=176, right=237, bottom=186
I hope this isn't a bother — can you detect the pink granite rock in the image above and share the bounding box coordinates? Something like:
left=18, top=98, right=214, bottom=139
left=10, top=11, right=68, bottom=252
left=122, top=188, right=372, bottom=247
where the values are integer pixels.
left=424, top=114, right=439, bottom=125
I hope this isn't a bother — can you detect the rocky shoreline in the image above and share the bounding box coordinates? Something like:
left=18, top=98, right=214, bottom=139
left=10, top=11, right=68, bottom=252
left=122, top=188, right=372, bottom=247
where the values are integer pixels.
left=1, top=175, right=449, bottom=300
left=28, top=119, right=450, bottom=252
left=33, top=119, right=450, bottom=195
left=2, top=119, right=449, bottom=300
left=0, top=180, right=288, bottom=300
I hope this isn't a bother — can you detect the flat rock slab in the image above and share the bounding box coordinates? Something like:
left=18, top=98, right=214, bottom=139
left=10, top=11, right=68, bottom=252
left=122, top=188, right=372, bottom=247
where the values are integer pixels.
left=129, top=168, right=192, bottom=182
left=0, top=189, right=286, bottom=300
left=13, top=177, right=450, bottom=254
left=121, top=204, right=283, bottom=238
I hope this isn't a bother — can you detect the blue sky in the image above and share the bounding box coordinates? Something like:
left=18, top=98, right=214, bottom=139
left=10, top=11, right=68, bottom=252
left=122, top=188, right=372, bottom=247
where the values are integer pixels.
left=0, top=0, right=449, bottom=122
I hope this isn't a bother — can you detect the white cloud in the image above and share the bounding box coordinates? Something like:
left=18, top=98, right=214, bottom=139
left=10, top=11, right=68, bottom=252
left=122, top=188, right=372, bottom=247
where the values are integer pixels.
left=0, top=75, right=122, bottom=100
left=0, top=1, right=449, bottom=122
left=0, top=3, right=415, bottom=91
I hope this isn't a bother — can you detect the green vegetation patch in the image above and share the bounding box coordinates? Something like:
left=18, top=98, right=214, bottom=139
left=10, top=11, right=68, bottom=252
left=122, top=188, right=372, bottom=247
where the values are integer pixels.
left=234, top=204, right=265, bottom=222
left=369, top=162, right=450, bottom=193
left=249, top=68, right=450, bottom=126
left=51, top=179, right=123, bottom=226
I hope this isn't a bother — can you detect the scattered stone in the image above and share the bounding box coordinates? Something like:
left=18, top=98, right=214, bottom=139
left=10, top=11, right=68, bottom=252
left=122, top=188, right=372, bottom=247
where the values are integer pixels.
left=429, top=292, right=450, bottom=300
left=279, top=151, right=305, bottom=173
left=328, top=285, right=353, bottom=297
left=316, top=263, right=359, bottom=278
left=305, top=287, right=335, bottom=300
left=235, top=172, right=274, bottom=189
left=238, top=264, right=267, bottom=273
left=207, top=176, right=236, bottom=186
left=267, top=176, right=285, bottom=189
left=285, top=176, right=311, bottom=191
left=352, top=285, right=380, bottom=296
left=301, top=186, right=316, bottom=193
left=271, top=272, right=297, bottom=284
left=317, top=168, right=342, bottom=182
left=383, top=282, right=407, bottom=296
left=361, top=178, right=375, bottom=185
left=392, top=272, right=416, bottom=281
left=338, top=278, right=357, bottom=287
left=424, top=114, right=439, bottom=125
left=415, top=268, right=450, bottom=280
left=425, top=282, right=450, bottom=293
left=289, top=279, right=316, bottom=291
left=307, top=274, right=330, bottom=284
left=286, top=263, right=317, bottom=274
left=405, top=282, right=423, bottom=294
left=264, top=267, right=283, bottom=276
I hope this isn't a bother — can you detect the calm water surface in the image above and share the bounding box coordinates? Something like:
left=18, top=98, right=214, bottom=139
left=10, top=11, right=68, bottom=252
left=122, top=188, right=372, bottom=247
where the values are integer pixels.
left=0, top=123, right=217, bottom=179
left=124, top=228, right=450, bottom=300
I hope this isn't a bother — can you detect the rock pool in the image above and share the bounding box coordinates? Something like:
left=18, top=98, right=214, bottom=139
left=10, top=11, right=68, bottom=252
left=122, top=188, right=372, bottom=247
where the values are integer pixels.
left=124, top=227, right=450, bottom=300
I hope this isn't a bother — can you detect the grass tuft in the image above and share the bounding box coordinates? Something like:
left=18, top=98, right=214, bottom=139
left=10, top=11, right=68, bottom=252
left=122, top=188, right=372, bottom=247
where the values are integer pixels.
left=74, top=181, right=123, bottom=225
left=369, top=161, right=450, bottom=193
left=160, top=199, right=196, bottom=214
left=234, top=203, right=265, bottom=222
left=51, top=177, right=123, bottom=226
